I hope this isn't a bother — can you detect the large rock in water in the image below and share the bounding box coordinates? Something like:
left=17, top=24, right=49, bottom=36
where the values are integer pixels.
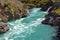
left=0, top=0, right=29, bottom=34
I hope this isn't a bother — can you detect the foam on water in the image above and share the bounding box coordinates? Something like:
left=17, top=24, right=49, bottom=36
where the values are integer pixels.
left=0, top=8, right=57, bottom=40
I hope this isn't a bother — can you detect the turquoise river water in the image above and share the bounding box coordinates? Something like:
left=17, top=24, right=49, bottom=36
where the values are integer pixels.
left=0, top=8, right=57, bottom=40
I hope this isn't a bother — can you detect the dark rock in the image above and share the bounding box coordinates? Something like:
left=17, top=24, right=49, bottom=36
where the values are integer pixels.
left=42, top=13, right=60, bottom=40
left=0, top=0, right=29, bottom=34
left=53, top=17, right=60, bottom=26
left=42, top=13, right=60, bottom=26
left=48, top=2, right=60, bottom=12
left=55, top=31, right=60, bottom=40
left=41, top=2, right=60, bottom=39
left=53, top=36, right=60, bottom=40
left=42, top=17, right=50, bottom=25
left=41, top=0, right=53, bottom=11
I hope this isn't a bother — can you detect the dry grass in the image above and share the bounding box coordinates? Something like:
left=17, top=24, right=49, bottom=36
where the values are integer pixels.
left=0, top=0, right=28, bottom=22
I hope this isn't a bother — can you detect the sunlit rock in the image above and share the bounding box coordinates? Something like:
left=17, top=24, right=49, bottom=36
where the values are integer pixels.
left=0, top=0, right=29, bottom=34
left=0, top=22, right=9, bottom=34
left=0, top=0, right=29, bottom=22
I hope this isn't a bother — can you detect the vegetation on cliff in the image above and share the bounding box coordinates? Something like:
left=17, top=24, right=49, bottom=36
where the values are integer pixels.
left=20, top=0, right=60, bottom=7
left=20, top=0, right=49, bottom=7
left=53, top=8, right=60, bottom=14
left=0, top=0, right=28, bottom=22
left=0, top=0, right=29, bottom=34
left=20, top=0, right=60, bottom=15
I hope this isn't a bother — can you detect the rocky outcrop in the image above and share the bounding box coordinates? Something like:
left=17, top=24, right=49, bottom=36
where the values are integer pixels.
left=40, top=0, right=54, bottom=11
left=40, top=0, right=60, bottom=11
left=42, top=1, right=60, bottom=27
left=42, top=12, right=60, bottom=26
left=42, top=11, right=60, bottom=40
left=0, top=0, right=29, bottom=22
left=20, top=0, right=60, bottom=9
left=48, top=2, right=60, bottom=12
left=42, top=2, right=60, bottom=40
left=20, top=0, right=52, bottom=9
left=0, top=0, right=29, bottom=34
left=0, top=22, right=9, bottom=34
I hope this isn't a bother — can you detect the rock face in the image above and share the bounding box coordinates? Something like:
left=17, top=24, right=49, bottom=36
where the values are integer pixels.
left=0, top=0, right=29, bottom=34
left=0, top=22, right=9, bottom=34
left=48, top=2, right=60, bottom=12
left=42, top=2, right=60, bottom=40
left=20, top=0, right=52, bottom=9
left=42, top=11, right=60, bottom=40
left=40, top=0, right=60, bottom=11
left=20, top=0, right=60, bottom=9
left=42, top=13, right=60, bottom=26
left=41, top=0, right=54, bottom=11
left=42, top=2, right=60, bottom=26
left=0, top=0, right=29, bottom=22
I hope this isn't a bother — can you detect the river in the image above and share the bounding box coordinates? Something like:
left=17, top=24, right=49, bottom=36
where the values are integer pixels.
left=0, top=8, right=57, bottom=40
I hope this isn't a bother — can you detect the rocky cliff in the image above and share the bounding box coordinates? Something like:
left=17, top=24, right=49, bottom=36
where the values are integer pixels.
left=0, top=0, right=29, bottom=22
left=42, top=2, right=60, bottom=40
left=0, top=0, right=29, bottom=34
left=20, top=0, right=60, bottom=9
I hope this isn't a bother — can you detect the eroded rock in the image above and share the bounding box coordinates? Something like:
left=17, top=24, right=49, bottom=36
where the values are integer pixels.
left=0, top=0, right=29, bottom=34
left=41, top=0, right=53, bottom=11
left=0, top=22, right=9, bottom=34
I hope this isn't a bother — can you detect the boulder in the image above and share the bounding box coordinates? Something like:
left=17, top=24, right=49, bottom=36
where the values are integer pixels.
left=0, top=22, right=9, bottom=34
